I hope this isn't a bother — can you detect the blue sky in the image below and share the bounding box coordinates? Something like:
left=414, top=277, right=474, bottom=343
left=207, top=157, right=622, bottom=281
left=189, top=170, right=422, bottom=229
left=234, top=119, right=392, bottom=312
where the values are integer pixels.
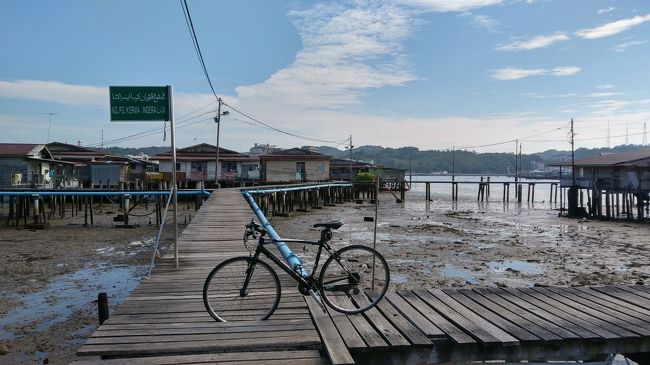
left=1, top=0, right=650, bottom=153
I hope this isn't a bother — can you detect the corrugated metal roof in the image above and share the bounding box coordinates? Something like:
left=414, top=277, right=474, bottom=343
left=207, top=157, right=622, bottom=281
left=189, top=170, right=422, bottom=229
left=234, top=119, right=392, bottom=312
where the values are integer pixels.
left=261, top=147, right=331, bottom=160
left=573, top=150, right=650, bottom=166
left=0, top=143, right=42, bottom=156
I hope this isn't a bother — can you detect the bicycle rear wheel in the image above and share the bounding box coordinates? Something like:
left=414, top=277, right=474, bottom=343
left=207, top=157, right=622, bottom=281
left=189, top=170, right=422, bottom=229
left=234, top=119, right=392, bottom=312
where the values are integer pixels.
left=203, top=256, right=281, bottom=322
left=319, top=245, right=390, bottom=314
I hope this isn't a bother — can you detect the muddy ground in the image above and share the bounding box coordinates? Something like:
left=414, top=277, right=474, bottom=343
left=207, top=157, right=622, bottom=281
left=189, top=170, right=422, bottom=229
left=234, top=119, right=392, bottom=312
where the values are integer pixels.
left=0, top=199, right=194, bottom=364
left=0, top=190, right=648, bottom=364
left=271, top=192, right=650, bottom=291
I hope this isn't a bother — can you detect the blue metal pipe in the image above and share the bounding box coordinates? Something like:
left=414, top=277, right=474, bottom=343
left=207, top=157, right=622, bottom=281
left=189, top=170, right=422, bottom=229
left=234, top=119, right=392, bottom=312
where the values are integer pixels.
left=241, top=183, right=352, bottom=278
left=244, top=183, right=351, bottom=196
left=0, top=189, right=210, bottom=197
left=241, top=190, right=307, bottom=277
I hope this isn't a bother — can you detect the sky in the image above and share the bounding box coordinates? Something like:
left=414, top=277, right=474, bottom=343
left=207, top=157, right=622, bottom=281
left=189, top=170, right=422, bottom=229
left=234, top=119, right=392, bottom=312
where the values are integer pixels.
left=1, top=0, right=650, bottom=154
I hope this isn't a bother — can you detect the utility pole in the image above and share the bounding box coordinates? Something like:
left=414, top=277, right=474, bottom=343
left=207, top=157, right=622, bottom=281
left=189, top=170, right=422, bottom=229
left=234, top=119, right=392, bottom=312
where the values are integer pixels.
left=606, top=120, right=610, bottom=149
left=568, top=118, right=578, bottom=215
left=570, top=118, right=575, bottom=187
left=643, top=121, right=648, bottom=146
left=42, top=112, right=58, bottom=143
left=214, top=98, right=229, bottom=185
left=452, top=146, right=455, bottom=182
left=348, top=134, right=353, bottom=182
left=514, top=140, right=518, bottom=197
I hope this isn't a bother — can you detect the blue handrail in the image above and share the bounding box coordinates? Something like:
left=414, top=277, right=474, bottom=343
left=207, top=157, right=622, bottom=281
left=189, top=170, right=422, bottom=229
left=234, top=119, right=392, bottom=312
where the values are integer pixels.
left=242, top=183, right=352, bottom=278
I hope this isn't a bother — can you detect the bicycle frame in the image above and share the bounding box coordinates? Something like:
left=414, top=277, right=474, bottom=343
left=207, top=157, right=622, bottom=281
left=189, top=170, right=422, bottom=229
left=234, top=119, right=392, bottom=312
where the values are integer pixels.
left=247, top=236, right=330, bottom=289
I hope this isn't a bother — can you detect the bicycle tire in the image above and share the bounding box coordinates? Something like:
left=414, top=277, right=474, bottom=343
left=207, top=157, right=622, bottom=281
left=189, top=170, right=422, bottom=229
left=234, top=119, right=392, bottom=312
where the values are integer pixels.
left=319, top=245, right=390, bottom=314
left=203, top=256, right=281, bottom=322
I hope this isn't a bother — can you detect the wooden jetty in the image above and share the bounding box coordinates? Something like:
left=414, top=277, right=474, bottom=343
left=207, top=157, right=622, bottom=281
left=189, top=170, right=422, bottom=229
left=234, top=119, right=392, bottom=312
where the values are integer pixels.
left=74, top=186, right=650, bottom=364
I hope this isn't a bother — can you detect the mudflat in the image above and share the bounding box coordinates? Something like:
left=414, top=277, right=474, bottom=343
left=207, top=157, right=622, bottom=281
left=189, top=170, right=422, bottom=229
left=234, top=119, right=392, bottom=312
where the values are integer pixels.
left=0, top=203, right=187, bottom=364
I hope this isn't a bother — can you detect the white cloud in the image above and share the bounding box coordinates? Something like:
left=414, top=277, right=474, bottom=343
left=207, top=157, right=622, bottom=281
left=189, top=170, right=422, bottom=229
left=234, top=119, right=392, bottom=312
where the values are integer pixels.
left=576, top=14, right=650, bottom=39
left=491, top=68, right=546, bottom=80
left=462, top=13, right=501, bottom=32
left=597, top=7, right=615, bottom=15
left=550, top=66, right=581, bottom=76
left=491, top=66, right=580, bottom=80
left=396, top=0, right=502, bottom=12
left=597, top=84, right=614, bottom=89
left=497, top=32, right=570, bottom=51
left=0, top=80, right=107, bottom=106
left=585, top=92, right=620, bottom=98
left=611, top=39, right=647, bottom=52
left=236, top=2, right=416, bottom=108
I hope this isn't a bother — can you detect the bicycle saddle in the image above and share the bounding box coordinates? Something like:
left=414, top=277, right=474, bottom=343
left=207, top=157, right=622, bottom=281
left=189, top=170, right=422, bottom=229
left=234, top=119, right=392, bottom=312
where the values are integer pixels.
left=313, top=220, right=344, bottom=230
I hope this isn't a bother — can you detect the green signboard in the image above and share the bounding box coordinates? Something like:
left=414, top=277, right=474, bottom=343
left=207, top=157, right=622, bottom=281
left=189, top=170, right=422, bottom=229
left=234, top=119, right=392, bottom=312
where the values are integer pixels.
left=110, top=86, right=170, bottom=121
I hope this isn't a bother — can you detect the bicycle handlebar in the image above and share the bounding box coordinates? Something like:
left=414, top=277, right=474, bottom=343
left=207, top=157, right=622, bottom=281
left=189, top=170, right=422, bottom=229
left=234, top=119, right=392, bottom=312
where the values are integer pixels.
left=245, top=219, right=266, bottom=238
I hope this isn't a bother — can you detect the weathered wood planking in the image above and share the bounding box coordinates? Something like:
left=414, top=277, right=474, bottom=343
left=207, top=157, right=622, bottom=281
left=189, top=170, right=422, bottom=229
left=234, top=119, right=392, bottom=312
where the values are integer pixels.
left=76, top=189, right=325, bottom=363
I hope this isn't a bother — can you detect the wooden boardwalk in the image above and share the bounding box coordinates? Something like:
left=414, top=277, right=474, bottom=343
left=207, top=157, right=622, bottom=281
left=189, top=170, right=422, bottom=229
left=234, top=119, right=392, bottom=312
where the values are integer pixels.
left=75, top=187, right=650, bottom=364
left=74, top=189, right=327, bottom=364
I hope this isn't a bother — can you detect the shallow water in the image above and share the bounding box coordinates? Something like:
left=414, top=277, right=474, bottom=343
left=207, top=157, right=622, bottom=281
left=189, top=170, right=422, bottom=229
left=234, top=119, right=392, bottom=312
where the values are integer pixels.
left=0, top=263, right=145, bottom=340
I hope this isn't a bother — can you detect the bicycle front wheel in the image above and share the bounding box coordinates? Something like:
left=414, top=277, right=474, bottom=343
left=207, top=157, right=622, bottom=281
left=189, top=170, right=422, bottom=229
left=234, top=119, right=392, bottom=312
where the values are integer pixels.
left=319, top=245, right=390, bottom=314
left=203, top=256, right=281, bottom=322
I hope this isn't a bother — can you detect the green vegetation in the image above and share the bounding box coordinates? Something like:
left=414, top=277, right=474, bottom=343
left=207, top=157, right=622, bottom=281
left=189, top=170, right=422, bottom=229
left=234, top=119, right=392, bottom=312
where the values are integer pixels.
left=319, top=144, right=649, bottom=174
left=354, top=172, right=376, bottom=182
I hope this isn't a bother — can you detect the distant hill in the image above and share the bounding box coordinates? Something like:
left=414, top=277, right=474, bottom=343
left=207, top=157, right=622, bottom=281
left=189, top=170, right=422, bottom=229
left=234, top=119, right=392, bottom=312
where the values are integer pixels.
left=98, top=146, right=170, bottom=157
left=317, top=144, right=650, bottom=174
left=534, top=144, right=648, bottom=163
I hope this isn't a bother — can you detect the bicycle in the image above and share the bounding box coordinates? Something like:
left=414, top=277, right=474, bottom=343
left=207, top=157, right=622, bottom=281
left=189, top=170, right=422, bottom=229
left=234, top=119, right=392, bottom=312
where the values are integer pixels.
left=203, top=219, right=390, bottom=322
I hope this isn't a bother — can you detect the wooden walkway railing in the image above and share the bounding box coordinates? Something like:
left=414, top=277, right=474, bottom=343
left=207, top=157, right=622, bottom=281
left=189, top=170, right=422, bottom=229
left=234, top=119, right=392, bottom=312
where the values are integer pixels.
left=74, top=187, right=650, bottom=365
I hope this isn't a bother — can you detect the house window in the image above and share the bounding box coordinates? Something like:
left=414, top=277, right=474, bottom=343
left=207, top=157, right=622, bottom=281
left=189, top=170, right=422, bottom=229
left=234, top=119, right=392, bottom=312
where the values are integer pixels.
left=224, top=162, right=237, bottom=172
left=296, top=162, right=306, bottom=180
left=296, top=162, right=306, bottom=173
left=176, top=162, right=181, bottom=171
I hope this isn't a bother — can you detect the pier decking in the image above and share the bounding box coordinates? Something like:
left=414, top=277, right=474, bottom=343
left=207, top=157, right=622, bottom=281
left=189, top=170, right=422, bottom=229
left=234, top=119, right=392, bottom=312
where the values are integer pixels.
left=74, top=187, right=650, bottom=364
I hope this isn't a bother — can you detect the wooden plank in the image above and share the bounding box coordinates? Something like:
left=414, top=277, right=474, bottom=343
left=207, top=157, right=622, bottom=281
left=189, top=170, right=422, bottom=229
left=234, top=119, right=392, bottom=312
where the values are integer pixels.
left=325, top=300, right=367, bottom=351
left=384, top=293, right=446, bottom=339
left=411, top=289, right=505, bottom=344
left=370, top=295, right=432, bottom=346
left=334, top=295, right=389, bottom=349
left=305, top=297, right=355, bottom=365
left=522, top=287, right=638, bottom=338
left=459, top=288, right=562, bottom=342
left=397, top=290, right=474, bottom=344
left=572, top=286, right=650, bottom=319
left=478, top=288, right=587, bottom=340
left=351, top=294, right=411, bottom=348
left=72, top=355, right=327, bottom=365
left=442, top=288, right=539, bottom=342
left=541, top=287, right=650, bottom=336
left=71, top=350, right=323, bottom=365
left=425, top=289, right=519, bottom=346
left=592, top=286, right=650, bottom=311
left=499, top=288, right=617, bottom=339
left=77, top=334, right=321, bottom=357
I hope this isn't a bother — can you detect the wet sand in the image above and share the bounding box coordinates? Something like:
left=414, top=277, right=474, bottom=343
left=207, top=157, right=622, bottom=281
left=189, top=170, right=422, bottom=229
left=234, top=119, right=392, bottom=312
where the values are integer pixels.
left=0, top=202, right=190, bottom=364
left=270, top=190, right=650, bottom=291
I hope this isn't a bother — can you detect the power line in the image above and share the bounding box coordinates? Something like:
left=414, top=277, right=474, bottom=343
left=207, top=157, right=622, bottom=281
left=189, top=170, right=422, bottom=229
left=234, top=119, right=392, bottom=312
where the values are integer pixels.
left=223, top=101, right=350, bottom=144
left=453, top=122, right=569, bottom=150
left=180, top=0, right=218, bottom=100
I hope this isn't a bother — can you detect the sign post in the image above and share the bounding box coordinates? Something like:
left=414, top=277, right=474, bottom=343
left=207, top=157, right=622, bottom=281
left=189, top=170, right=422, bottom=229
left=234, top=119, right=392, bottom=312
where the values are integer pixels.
left=110, top=86, right=180, bottom=268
